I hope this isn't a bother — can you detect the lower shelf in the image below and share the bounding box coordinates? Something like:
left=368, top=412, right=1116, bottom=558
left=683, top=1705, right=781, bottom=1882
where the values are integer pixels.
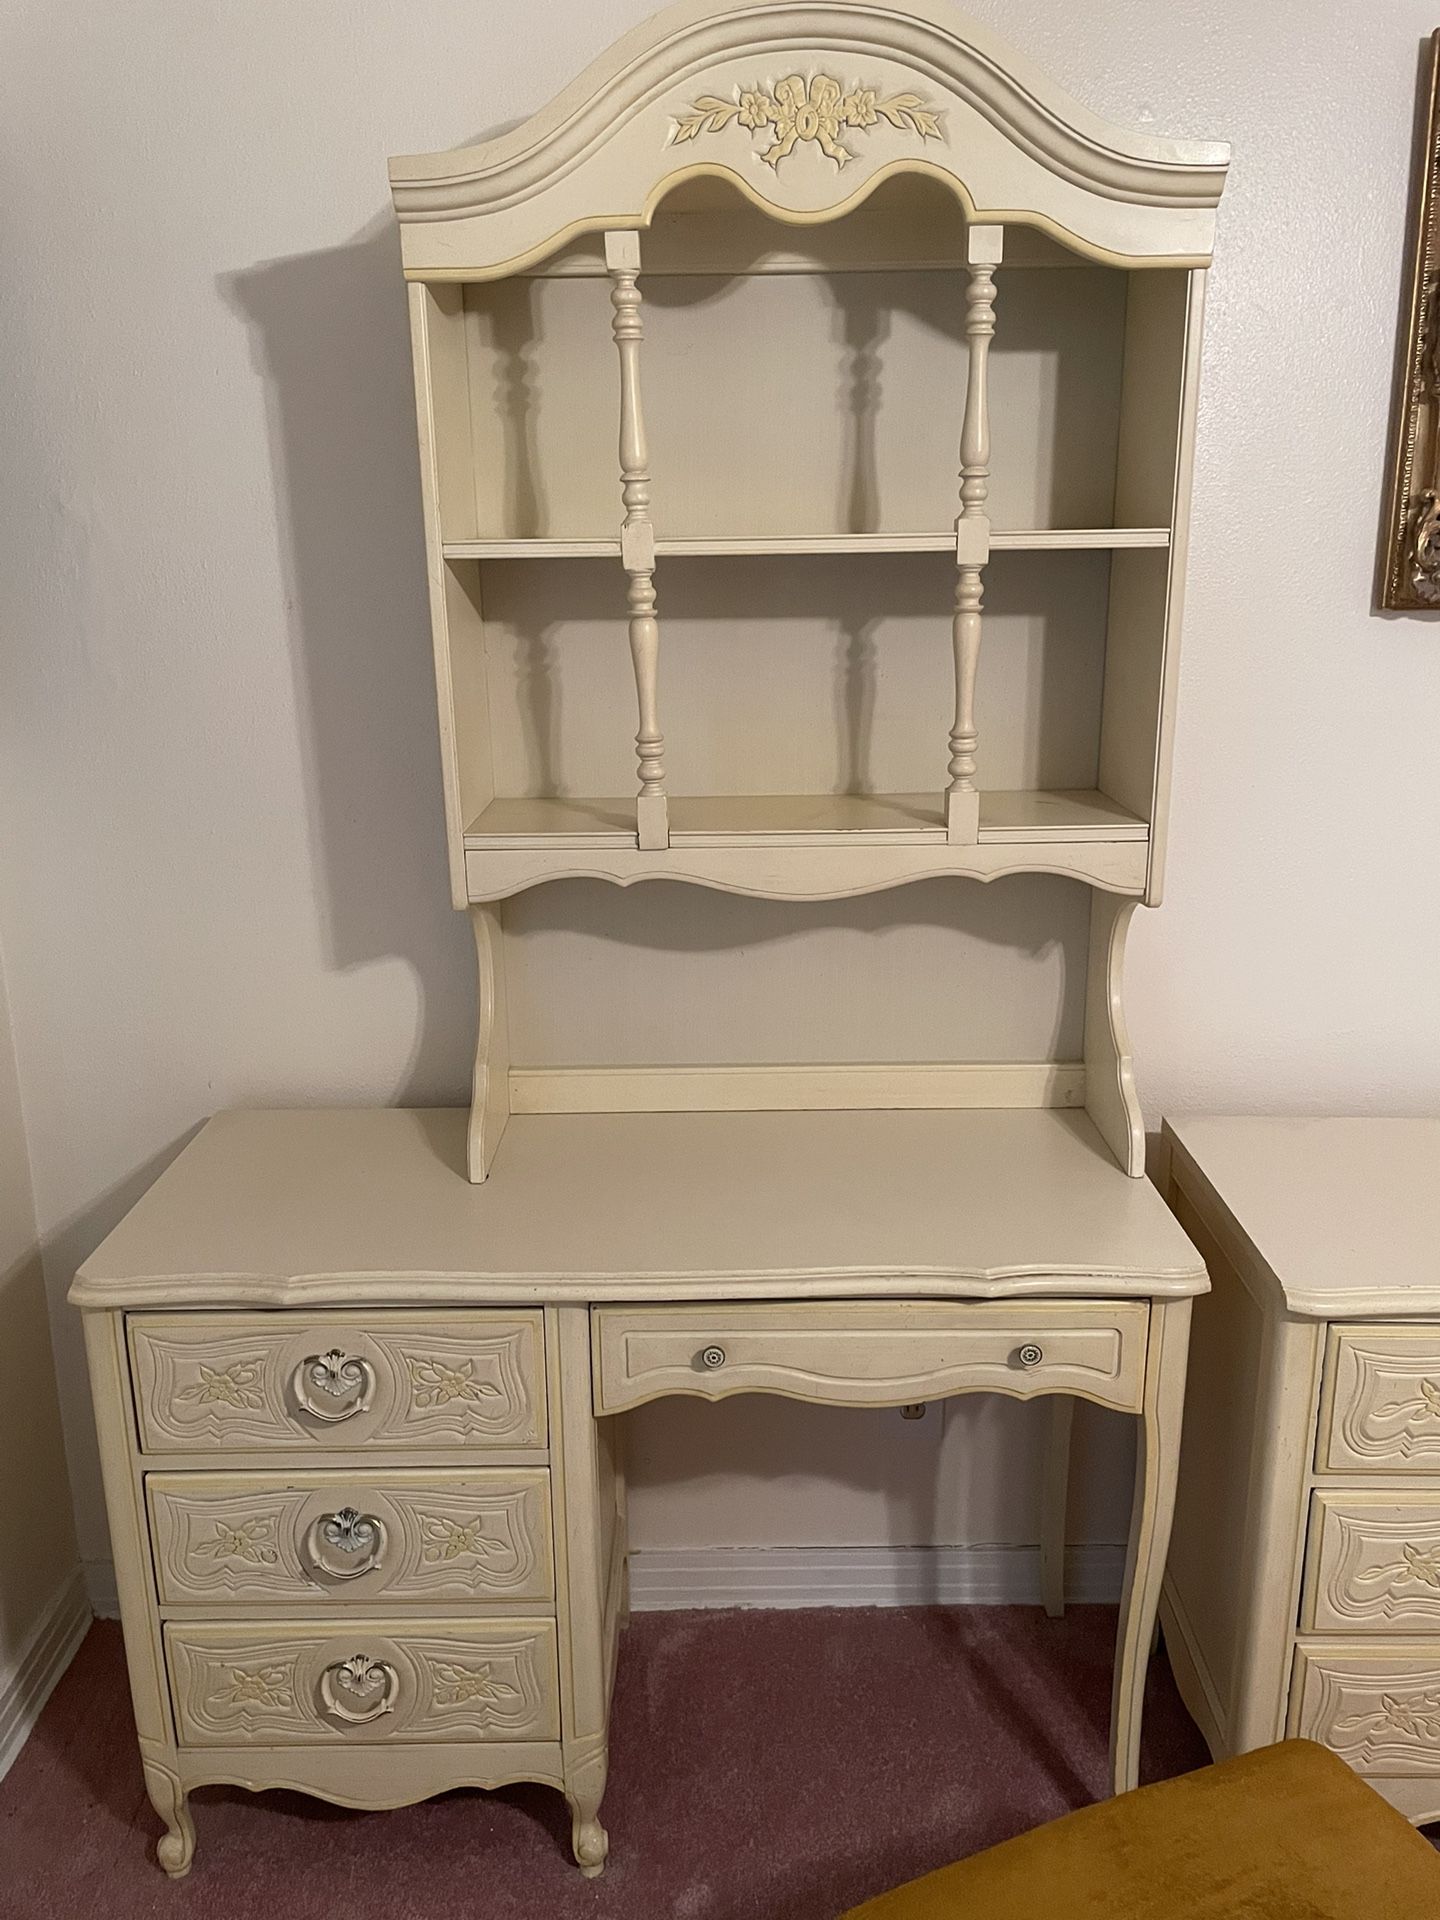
left=464, top=790, right=1148, bottom=848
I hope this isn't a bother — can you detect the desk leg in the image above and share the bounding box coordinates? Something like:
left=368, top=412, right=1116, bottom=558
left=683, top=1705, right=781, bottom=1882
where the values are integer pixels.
left=1110, top=1296, right=1192, bottom=1796
left=548, top=1305, right=612, bottom=1876
left=1040, top=1396, right=1074, bottom=1619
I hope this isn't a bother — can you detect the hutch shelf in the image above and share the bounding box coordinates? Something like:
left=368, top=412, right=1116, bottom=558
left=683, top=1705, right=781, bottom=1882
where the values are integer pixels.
left=390, top=0, right=1225, bottom=1182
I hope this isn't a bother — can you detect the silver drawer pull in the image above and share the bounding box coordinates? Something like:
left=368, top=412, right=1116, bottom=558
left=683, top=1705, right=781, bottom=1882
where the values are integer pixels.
left=291, top=1349, right=376, bottom=1422
left=698, top=1345, right=727, bottom=1371
left=1015, top=1342, right=1045, bottom=1370
left=319, top=1653, right=398, bottom=1725
left=303, top=1507, right=387, bottom=1582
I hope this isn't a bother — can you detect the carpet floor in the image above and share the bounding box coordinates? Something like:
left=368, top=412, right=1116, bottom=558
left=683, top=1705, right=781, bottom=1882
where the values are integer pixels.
left=0, top=1607, right=1209, bottom=1920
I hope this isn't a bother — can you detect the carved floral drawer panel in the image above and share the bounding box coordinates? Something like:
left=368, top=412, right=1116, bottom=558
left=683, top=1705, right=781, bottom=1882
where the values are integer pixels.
left=129, top=1311, right=546, bottom=1453
left=147, top=1468, right=554, bottom=1608
left=165, top=1617, right=560, bottom=1747
left=1302, top=1491, right=1440, bottom=1634
left=1316, top=1327, right=1440, bottom=1474
left=1290, top=1643, right=1440, bottom=1779
left=592, top=1300, right=1148, bottom=1415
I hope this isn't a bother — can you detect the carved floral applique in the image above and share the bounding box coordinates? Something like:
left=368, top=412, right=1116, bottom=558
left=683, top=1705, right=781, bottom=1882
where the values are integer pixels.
left=1336, top=1687, right=1440, bottom=1745
left=195, top=1516, right=279, bottom=1565
left=671, top=74, right=943, bottom=171
left=406, top=1355, right=502, bottom=1408
left=429, top=1660, right=520, bottom=1707
left=177, top=1360, right=265, bottom=1411
left=211, top=1663, right=293, bottom=1710
left=420, top=1515, right=505, bottom=1565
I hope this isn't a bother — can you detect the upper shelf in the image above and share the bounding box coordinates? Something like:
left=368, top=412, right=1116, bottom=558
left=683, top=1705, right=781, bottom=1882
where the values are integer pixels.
left=388, top=0, right=1230, bottom=280
left=443, top=529, right=1170, bottom=562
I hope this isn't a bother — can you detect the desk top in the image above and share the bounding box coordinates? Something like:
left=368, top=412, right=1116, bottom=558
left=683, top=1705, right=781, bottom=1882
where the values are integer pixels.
left=1164, top=1114, right=1440, bottom=1320
left=71, top=1107, right=1207, bottom=1310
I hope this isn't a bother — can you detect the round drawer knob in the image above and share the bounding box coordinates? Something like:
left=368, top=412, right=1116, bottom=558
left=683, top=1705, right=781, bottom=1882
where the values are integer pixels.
left=1016, top=1342, right=1045, bottom=1370
left=698, top=1345, right=727, bottom=1371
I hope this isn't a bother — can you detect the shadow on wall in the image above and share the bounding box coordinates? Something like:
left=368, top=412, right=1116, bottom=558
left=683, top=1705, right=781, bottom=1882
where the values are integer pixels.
left=220, top=219, right=474, bottom=1107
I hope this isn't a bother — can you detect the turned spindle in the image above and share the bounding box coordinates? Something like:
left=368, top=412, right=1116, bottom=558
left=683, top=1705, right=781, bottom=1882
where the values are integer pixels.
left=947, top=225, right=1002, bottom=844
left=605, top=230, right=667, bottom=850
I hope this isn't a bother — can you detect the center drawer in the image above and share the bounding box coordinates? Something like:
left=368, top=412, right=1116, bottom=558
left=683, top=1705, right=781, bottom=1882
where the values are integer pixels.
left=591, top=1301, right=1148, bottom=1415
left=128, top=1310, right=546, bottom=1453
left=147, top=1468, right=553, bottom=1608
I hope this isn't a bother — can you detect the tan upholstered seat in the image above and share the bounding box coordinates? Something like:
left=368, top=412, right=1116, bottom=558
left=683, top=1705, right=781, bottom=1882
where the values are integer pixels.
left=842, top=1740, right=1440, bottom=1920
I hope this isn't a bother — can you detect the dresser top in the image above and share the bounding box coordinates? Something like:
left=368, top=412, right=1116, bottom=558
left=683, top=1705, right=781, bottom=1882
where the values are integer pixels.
left=71, top=1107, right=1205, bottom=1310
left=1164, top=1115, right=1440, bottom=1320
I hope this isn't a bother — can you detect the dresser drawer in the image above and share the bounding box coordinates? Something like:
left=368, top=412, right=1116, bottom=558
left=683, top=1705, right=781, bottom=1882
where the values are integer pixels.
left=1317, top=1326, right=1440, bottom=1474
left=148, top=1468, right=553, bottom=1608
left=1303, top=1491, right=1440, bottom=1633
left=591, top=1301, right=1148, bottom=1415
left=1291, top=1642, right=1440, bottom=1779
left=166, top=1617, right=560, bottom=1747
left=129, top=1311, right=546, bottom=1453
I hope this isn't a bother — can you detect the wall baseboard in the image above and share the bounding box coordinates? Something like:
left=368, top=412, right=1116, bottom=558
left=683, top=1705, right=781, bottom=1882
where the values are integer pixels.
left=0, top=1568, right=92, bottom=1783
left=628, top=1543, right=1126, bottom=1610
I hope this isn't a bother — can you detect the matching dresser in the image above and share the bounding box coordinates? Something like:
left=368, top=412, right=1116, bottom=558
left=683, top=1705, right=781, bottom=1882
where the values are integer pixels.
left=1160, top=1115, right=1440, bottom=1823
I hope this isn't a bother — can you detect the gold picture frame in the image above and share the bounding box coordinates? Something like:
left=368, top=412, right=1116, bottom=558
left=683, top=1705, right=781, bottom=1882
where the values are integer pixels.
left=1381, top=31, right=1440, bottom=609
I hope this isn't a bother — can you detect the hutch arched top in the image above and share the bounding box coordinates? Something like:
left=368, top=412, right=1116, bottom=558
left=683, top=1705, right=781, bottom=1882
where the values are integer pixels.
left=389, top=0, right=1227, bottom=276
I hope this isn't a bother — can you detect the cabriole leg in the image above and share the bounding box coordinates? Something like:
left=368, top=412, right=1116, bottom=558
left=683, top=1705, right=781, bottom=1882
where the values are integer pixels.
left=1110, top=1297, right=1192, bottom=1794
left=143, top=1757, right=195, bottom=1878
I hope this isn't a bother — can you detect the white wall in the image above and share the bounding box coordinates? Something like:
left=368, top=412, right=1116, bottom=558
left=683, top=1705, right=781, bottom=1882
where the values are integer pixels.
left=3, top=0, right=1440, bottom=1585
left=0, top=933, right=80, bottom=1697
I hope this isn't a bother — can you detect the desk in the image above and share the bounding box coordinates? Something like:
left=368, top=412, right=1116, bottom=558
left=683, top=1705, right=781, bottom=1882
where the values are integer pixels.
left=73, top=1106, right=1206, bottom=1876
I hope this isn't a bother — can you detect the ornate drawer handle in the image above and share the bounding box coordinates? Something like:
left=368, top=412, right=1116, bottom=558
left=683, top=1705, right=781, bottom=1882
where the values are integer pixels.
left=291, top=1349, right=376, bottom=1422
left=319, top=1653, right=399, bottom=1725
left=302, top=1507, right=387, bottom=1582
left=1015, top=1343, right=1045, bottom=1370
left=697, top=1345, right=727, bottom=1371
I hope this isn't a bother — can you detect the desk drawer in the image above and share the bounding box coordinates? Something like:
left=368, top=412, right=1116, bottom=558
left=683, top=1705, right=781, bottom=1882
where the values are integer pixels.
left=1291, top=1642, right=1440, bottom=1781
left=1317, top=1327, right=1440, bottom=1474
left=148, top=1469, right=553, bottom=1608
left=592, top=1302, right=1147, bottom=1415
left=129, top=1311, right=546, bottom=1453
left=166, top=1617, right=559, bottom=1747
left=1303, top=1492, right=1440, bottom=1634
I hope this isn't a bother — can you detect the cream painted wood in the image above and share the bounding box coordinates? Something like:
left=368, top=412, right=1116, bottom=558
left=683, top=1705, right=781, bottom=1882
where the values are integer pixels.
left=508, top=1060, right=1087, bottom=1115
left=392, top=6, right=1225, bottom=1174
left=388, top=0, right=1228, bottom=277
left=1289, top=1645, right=1440, bottom=1815
left=604, top=230, right=668, bottom=850
left=1160, top=1115, right=1440, bottom=1825
left=170, top=1739, right=567, bottom=1808
left=129, top=1310, right=546, bottom=1453
left=1082, top=891, right=1145, bottom=1177
left=1318, top=1328, right=1440, bottom=1474
left=592, top=1302, right=1147, bottom=1415
left=147, top=1469, right=553, bottom=1609
left=70, top=1110, right=1207, bottom=1312
left=442, top=529, right=1173, bottom=560
left=165, top=1617, right=560, bottom=1747
left=946, top=224, right=1000, bottom=843
left=467, top=905, right=511, bottom=1183
left=1303, top=1492, right=1440, bottom=1634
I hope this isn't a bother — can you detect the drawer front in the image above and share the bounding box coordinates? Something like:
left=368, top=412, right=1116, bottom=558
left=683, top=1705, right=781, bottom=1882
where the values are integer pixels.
left=592, top=1301, right=1148, bottom=1415
left=1318, top=1326, right=1440, bottom=1474
left=129, top=1311, right=546, bottom=1453
left=148, top=1469, right=553, bottom=1608
left=166, top=1617, right=559, bottom=1747
left=1291, top=1642, right=1440, bottom=1779
left=1304, top=1491, right=1440, bottom=1633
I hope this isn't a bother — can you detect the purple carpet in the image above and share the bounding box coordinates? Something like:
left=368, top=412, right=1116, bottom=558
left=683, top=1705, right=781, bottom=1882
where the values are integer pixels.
left=1, top=1607, right=1209, bottom=1919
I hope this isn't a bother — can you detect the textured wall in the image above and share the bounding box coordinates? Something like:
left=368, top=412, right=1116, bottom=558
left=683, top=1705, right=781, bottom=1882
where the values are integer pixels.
left=0, top=939, right=79, bottom=1679
left=3, top=1, right=1439, bottom=1579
